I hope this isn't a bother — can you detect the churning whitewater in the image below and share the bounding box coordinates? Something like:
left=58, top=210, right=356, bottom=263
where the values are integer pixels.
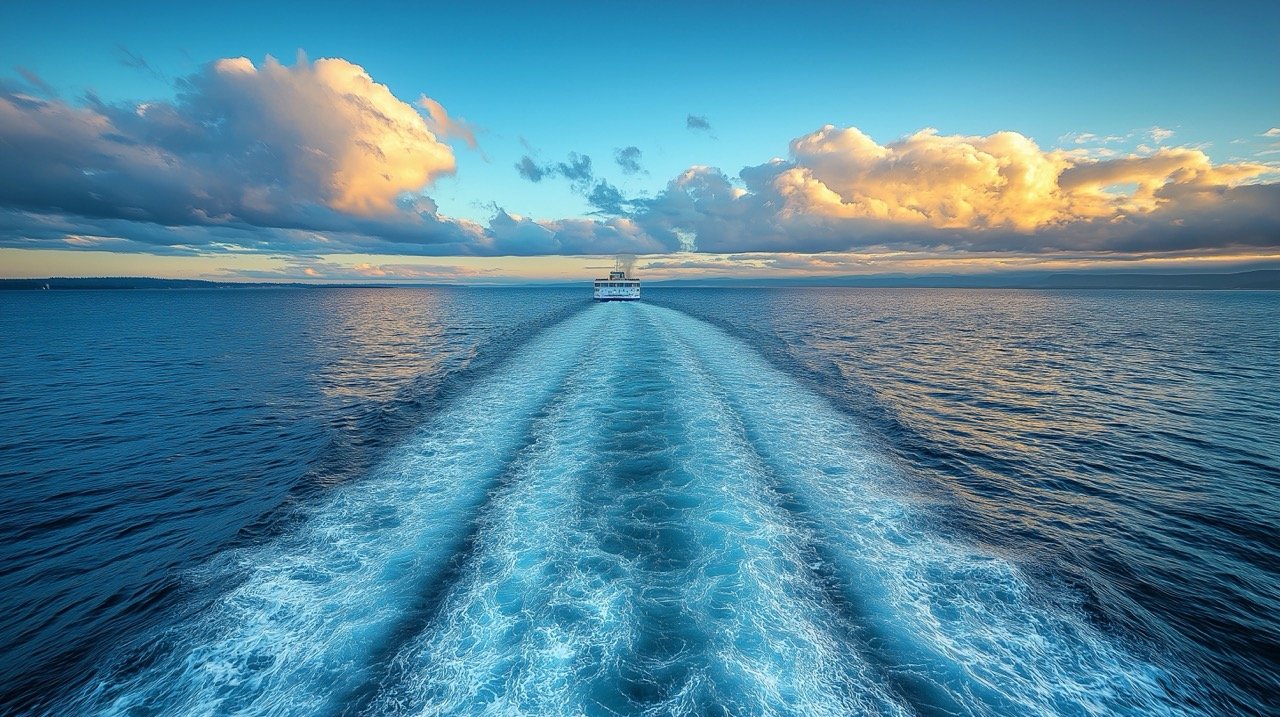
left=57, top=302, right=1200, bottom=717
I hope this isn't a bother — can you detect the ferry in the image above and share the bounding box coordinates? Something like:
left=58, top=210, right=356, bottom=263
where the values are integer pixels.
left=593, top=263, right=640, bottom=301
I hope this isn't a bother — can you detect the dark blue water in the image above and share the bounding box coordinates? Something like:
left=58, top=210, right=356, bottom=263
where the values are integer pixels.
left=0, top=288, right=1275, bottom=715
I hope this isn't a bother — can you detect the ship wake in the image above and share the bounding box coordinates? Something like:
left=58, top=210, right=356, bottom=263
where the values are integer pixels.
left=58, top=303, right=1201, bottom=716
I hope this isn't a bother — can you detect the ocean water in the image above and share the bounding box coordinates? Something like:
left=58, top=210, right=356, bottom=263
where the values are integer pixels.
left=0, top=288, right=1275, bottom=716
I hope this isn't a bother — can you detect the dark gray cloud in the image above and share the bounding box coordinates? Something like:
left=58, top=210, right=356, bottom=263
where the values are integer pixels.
left=615, top=146, right=643, bottom=174
left=686, top=114, right=712, bottom=132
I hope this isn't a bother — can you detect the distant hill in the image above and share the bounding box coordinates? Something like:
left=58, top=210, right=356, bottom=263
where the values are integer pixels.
left=1025, top=270, right=1280, bottom=290
left=0, top=277, right=400, bottom=290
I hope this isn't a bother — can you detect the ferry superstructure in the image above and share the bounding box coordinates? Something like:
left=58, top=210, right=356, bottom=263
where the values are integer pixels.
left=593, top=266, right=640, bottom=301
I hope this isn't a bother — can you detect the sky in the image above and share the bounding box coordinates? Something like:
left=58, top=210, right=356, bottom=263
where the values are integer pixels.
left=1, top=0, right=1278, bottom=282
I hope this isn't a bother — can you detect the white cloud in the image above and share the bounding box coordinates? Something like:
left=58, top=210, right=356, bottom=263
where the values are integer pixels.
left=201, top=54, right=457, bottom=216
left=3, top=62, right=1278, bottom=261
left=0, top=53, right=458, bottom=225
left=635, top=125, right=1278, bottom=254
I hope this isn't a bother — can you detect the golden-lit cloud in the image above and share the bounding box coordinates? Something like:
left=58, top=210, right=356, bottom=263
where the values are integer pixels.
left=2, top=55, right=1278, bottom=266
left=0, top=53, right=463, bottom=236
left=417, top=95, right=478, bottom=149
left=208, top=55, right=456, bottom=216
left=770, top=125, right=1268, bottom=232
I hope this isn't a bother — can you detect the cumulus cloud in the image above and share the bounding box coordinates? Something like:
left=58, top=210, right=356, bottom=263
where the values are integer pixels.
left=2, top=59, right=1277, bottom=263
left=632, top=125, right=1278, bottom=254
left=1262, top=128, right=1280, bottom=137
left=198, top=55, right=457, bottom=216
left=0, top=53, right=457, bottom=226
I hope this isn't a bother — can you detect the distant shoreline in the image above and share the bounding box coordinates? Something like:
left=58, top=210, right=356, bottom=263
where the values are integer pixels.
left=1, top=269, right=1278, bottom=291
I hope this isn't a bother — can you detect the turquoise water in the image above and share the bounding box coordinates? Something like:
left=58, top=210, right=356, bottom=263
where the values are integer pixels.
left=0, top=288, right=1276, bottom=715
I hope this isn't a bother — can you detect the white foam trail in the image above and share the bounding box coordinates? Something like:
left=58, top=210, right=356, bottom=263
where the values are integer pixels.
left=57, top=308, right=614, bottom=717
left=641, top=302, right=1202, bottom=716
left=358, top=303, right=640, bottom=716
left=364, top=305, right=907, bottom=715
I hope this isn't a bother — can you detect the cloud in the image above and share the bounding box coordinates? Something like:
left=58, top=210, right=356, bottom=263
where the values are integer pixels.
left=587, top=180, right=628, bottom=214
left=515, top=155, right=546, bottom=182
left=555, top=152, right=593, bottom=185
left=0, top=53, right=460, bottom=231
left=615, top=146, right=643, bottom=174
left=781, top=126, right=1076, bottom=231
left=512, top=150, right=640, bottom=216
left=14, top=66, right=55, bottom=96
left=1262, top=128, right=1280, bottom=137
left=1059, top=130, right=1128, bottom=147
left=2, top=58, right=1277, bottom=264
left=0, top=54, right=663, bottom=259
left=349, top=261, right=496, bottom=279
left=686, top=114, right=712, bottom=132
left=223, top=256, right=500, bottom=281
left=513, top=151, right=594, bottom=190
left=417, top=95, right=478, bottom=149
left=631, top=125, right=1278, bottom=254
left=114, top=44, right=166, bottom=81
left=1150, top=126, right=1175, bottom=144
left=486, top=209, right=673, bottom=255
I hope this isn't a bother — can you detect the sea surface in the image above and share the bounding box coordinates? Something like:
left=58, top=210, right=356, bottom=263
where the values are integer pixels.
left=0, top=287, right=1276, bottom=716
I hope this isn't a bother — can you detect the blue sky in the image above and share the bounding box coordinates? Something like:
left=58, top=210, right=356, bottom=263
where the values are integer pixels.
left=2, top=1, right=1278, bottom=281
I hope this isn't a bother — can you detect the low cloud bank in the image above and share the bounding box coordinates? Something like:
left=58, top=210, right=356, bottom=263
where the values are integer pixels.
left=2, top=56, right=1277, bottom=261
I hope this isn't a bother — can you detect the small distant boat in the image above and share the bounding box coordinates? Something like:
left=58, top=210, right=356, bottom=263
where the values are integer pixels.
left=593, top=260, right=640, bottom=301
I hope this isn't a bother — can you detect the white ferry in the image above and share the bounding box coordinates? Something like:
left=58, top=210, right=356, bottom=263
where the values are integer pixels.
left=593, top=264, right=640, bottom=301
